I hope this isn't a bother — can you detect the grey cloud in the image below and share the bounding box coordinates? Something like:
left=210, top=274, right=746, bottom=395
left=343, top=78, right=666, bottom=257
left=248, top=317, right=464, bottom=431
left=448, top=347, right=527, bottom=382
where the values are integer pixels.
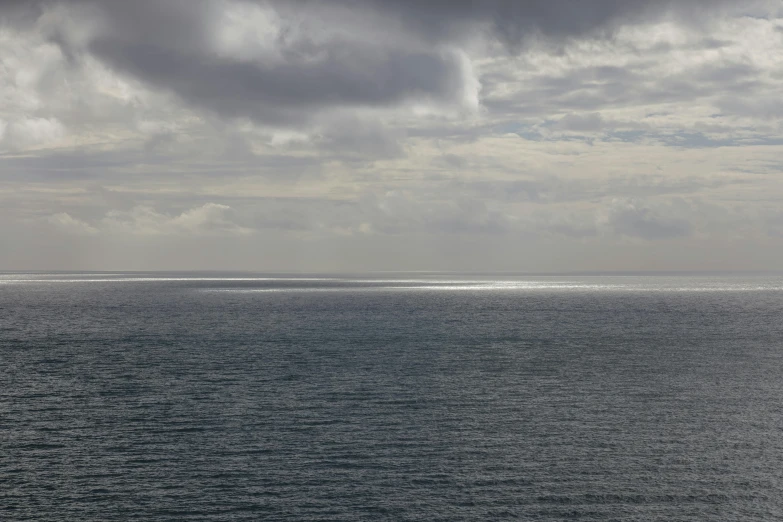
left=0, top=0, right=43, bottom=21
left=455, top=179, right=544, bottom=203
left=552, top=112, right=608, bottom=133
left=27, top=0, right=474, bottom=129
left=358, top=190, right=510, bottom=235
left=546, top=112, right=652, bottom=135
left=433, top=153, right=468, bottom=170
left=0, top=138, right=327, bottom=184
left=341, top=0, right=748, bottom=48
left=313, top=117, right=406, bottom=161
left=533, top=210, right=600, bottom=238
left=487, top=59, right=764, bottom=118
left=604, top=199, right=692, bottom=240
left=766, top=212, right=783, bottom=237
left=714, top=95, right=783, bottom=120
left=7, top=0, right=755, bottom=131
left=0, top=148, right=140, bottom=181
left=446, top=173, right=748, bottom=206
left=89, top=38, right=469, bottom=125
left=548, top=221, right=599, bottom=239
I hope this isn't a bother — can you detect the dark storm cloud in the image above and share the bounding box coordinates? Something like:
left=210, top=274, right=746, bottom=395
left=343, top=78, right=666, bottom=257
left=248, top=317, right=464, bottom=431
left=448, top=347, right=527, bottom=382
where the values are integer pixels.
left=4, top=0, right=751, bottom=128
left=89, top=38, right=466, bottom=125
left=34, top=0, right=475, bottom=126
left=329, top=0, right=744, bottom=46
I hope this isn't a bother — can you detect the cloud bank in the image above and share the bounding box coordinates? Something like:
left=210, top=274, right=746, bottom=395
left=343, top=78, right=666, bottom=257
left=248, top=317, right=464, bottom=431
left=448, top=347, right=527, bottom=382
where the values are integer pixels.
left=1, top=0, right=782, bottom=271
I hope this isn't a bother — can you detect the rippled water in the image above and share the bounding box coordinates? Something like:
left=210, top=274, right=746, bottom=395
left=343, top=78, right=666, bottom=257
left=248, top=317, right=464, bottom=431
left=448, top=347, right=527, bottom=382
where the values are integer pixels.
left=2, top=272, right=783, bottom=520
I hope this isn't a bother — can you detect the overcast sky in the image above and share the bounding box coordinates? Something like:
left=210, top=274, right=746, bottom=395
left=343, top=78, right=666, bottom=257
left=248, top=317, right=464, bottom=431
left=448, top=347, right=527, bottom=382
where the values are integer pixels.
left=1, top=0, right=782, bottom=272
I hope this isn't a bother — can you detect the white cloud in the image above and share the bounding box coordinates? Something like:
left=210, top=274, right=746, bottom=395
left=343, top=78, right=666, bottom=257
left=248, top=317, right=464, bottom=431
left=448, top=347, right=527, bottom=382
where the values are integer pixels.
left=1, top=117, right=65, bottom=150
left=46, top=212, right=98, bottom=235
left=45, top=205, right=254, bottom=238
left=102, top=203, right=252, bottom=237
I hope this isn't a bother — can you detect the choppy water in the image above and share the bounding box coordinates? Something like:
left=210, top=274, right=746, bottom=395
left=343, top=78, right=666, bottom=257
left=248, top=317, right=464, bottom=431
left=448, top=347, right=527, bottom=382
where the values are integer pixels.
left=2, top=272, right=783, bottom=520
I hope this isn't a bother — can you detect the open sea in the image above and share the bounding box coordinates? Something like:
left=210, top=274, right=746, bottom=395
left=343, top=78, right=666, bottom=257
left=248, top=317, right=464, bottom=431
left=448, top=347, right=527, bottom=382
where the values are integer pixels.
left=2, top=272, right=783, bottom=521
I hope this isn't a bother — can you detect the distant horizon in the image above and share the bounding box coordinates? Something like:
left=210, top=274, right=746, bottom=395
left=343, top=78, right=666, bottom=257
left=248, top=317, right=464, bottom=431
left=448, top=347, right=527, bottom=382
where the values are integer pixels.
left=3, top=269, right=783, bottom=277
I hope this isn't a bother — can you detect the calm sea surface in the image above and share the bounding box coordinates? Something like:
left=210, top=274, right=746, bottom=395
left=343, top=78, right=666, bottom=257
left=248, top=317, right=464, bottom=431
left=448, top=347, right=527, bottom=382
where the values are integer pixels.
left=2, top=272, right=783, bottom=520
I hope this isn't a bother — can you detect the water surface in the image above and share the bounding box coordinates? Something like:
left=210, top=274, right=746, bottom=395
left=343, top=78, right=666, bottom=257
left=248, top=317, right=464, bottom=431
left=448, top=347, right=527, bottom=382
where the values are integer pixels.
left=2, top=272, right=783, bottom=520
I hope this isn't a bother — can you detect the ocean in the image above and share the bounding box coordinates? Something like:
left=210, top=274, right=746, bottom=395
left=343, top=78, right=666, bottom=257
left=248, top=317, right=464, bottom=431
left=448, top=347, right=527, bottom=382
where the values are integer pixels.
left=2, top=272, right=783, bottom=520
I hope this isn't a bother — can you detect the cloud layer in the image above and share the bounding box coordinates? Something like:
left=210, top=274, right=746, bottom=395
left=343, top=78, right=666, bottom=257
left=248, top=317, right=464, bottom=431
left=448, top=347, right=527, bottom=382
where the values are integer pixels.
left=1, top=0, right=783, bottom=271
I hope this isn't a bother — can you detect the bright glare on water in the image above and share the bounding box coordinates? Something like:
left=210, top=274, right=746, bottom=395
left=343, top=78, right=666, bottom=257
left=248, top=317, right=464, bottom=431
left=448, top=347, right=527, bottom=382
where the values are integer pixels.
left=2, top=272, right=783, bottom=520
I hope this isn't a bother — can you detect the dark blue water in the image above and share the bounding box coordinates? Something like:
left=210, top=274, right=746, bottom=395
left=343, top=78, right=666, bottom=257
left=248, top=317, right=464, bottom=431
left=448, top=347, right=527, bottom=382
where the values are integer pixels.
left=2, top=273, right=783, bottom=520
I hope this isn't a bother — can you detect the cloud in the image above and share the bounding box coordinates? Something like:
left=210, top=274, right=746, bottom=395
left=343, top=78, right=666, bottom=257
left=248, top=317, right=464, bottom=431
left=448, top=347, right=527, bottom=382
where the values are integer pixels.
left=46, top=212, right=98, bottom=235
left=24, top=0, right=478, bottom=129
left=339, top=0, right=753, bottom=48
left=358, top=190, right=510, bottom=235
left=89, top=37, right=473, bottom=124
left=8, top=0, right=759, bottom=132
left=0, top=117, right=65, bottom=150
left=3, top=0, right=783, bottom=271
left=3, top=0, right=780, bottom=158
left=601, top=198, right=692, bottom=240
left=101, top=203, right=253, bottom=236
left=312, top=116, right=407, bottom=160
left=553, top=112, right=606, bottom=132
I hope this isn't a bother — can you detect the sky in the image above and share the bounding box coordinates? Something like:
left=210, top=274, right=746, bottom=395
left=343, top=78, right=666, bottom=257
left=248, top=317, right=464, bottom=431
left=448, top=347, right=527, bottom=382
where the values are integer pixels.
left=1, top=0, right=782, bottom=272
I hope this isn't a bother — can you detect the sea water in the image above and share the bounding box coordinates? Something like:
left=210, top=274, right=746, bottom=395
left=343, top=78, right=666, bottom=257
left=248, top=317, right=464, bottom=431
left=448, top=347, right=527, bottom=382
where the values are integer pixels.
left=2, top=272, right=783, bottom=520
